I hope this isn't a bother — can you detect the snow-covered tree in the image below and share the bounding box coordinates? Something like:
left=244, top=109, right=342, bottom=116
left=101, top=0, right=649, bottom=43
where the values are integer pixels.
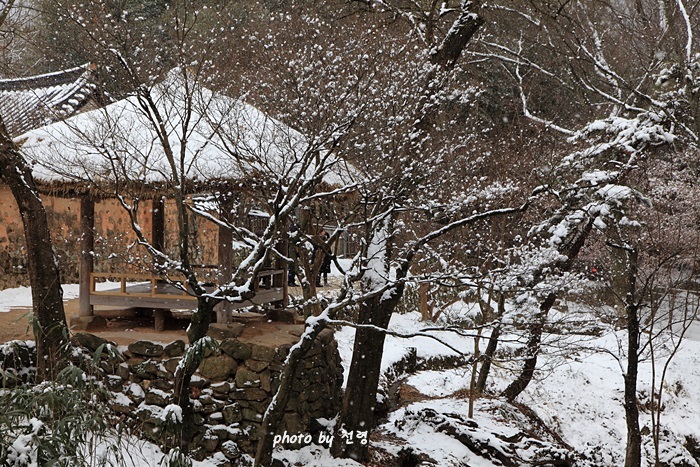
left=0, top=0, right=70, bottom=381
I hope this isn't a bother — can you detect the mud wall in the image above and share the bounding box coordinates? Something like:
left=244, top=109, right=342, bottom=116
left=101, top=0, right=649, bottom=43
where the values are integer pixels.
left=0, top=185, right=219, bottom=289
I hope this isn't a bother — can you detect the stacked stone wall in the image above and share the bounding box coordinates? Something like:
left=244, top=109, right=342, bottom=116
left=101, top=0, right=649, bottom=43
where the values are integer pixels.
left=71, top=329, right=343, bottom=463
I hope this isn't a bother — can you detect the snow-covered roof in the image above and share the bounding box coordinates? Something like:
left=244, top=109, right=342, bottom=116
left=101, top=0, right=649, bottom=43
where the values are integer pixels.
left=17, top=71, right=352, bottom=195
left=0, top=64, right=101, bottom=137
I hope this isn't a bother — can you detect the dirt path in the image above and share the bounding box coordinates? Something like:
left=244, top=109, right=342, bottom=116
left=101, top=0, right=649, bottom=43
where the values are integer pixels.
left=0, top=295, right=307, bottom=348
left=0, top=307, right=34, bottom=343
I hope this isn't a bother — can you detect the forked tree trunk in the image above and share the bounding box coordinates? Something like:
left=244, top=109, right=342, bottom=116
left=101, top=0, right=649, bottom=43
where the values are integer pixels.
left=501, top=295, right=554, bottom=401
left=502, top=219, right=594, bottom=401
left=331, top=293, right=399, bottom=461
left=0, top=121, right=69, bottom=380
left=254, top=319, right=329, bottom=467
left=476, top=294, right=505, bottom=393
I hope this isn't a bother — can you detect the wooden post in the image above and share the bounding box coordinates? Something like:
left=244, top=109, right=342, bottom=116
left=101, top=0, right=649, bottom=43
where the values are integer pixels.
left=152, top=196, right=165, bottom=253
left=79, top=196, right=94, bottom=317
left=151, top=197, right=166, bottom=331
left=154, top=309, right=166, bottom=332
left=277, top=225, right=289, bottom=308
left=217, top=194, right=234, bottom=324
left=419, top=282, right=430, bottom=321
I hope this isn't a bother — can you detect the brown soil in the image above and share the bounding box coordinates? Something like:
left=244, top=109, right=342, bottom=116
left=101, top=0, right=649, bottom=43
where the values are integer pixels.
left=0, top=307, right=34, bottom=343
left=0, top=278, right=349, bottom=347
left=0, top=296, right=305, bottom=347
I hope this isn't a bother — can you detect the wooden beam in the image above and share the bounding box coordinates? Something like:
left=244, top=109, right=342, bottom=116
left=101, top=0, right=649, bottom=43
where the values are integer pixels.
left=276, top=225, right=289, bottom=308
left=217, top=194, right=234, bottom=324
left=79, top=196, right=94, bottom=317
left=152, top=196, right=165, bottom=253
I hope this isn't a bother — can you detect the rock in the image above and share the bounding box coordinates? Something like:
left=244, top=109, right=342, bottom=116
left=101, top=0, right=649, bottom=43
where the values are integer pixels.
left=164, top=340, right=186, bottom=357
left=190, top=375, right=208, bottom=389
left=221, top=440, right=241, bottom=460
left=106, top=375, right=123, bottom=391
left=163, top=357, right=182, bottom=375
left=208, top=322, right=246, bottom=340
left=198, top=355, right=237, bottom=381
left=208, top=412, right=224, bottom=424
left=157, top=364, right=173, bottom=379
left=110, top=402, right=134, bottom=415
left=144, top=389, right=170, bottom=406
left=220, top=339, right=252, bottom=360
left=71, top=332, right=109, bottom=353
left=259, top=370, right=272, bottom=392
left=242, top=408, right=263, bottom=422
left=223, top=404, right=243, bottom=424
left=251, top=344, right=276, bottom=362
left=151, top=378, right=173, bottom=391
left=235, top=367, right=261, bottom=388
left=232, top=387, right=269, bottom=402
left=117, top=363, right=130, bottom=380
left=128, top=341, right=165, bottom=358
left=211, top=381, right=231, bottom=396
left=244, top=359, right=269, bottom=372
left=208, top=425, right=231, bottom=440
left=131, top=361, right=159, bottom=379
left=201, top=433, right=219, bottom=452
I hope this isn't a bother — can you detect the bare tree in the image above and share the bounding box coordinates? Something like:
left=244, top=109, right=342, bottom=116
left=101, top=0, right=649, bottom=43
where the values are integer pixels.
left=0, top=0, right=69, bottom=380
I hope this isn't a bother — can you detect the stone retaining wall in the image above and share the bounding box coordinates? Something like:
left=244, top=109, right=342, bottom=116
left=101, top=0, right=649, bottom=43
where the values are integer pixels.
left=73, top=329, right=343, bottom=463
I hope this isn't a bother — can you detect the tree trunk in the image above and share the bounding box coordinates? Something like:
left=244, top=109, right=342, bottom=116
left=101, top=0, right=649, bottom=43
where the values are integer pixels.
left=254, top=319, right=329, bottom=467
left=624, top=302, right=642, bottom=467
left=174, top=297, right=217, bottom=450
left=502, top=219, right=594, bottom=401
left=501, top=295, right=553, bottom=402
left=331, top=295, right=395, bottom=462
left=0, top=121, right=69, bottom=380
left=624, top=248, right=641, bottom=467
left=476, top=293, right=504, bottom=393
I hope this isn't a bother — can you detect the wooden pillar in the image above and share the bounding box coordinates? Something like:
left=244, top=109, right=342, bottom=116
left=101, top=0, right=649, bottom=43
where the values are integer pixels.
left=152, top=197, right=165, bottom=253
left=217, top=195, right=234, bottom=324
left=154, top=309, right=166, bottom=332
left=276, top=224, right=289, bottom=308
left=419, top=282, right=430, bottom=321
left=79, top=196, right=94, bottom=317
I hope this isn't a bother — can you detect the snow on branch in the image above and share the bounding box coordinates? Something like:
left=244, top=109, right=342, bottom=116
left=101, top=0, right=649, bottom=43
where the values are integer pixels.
left=563, top=112, right=676, bottom=165
left=328, top=319, right=475, bottom=358
left=676, top=0, right=694, bottom=67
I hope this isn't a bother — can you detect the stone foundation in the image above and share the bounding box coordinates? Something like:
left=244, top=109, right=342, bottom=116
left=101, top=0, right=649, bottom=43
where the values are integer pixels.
left=76, top=329, right=343, bottom=461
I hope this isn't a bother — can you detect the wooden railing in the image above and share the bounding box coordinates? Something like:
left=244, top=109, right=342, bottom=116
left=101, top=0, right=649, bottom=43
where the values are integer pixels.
left=90, top=272, right=193, bottom=299
left=89, top=269, right=285, bottom=298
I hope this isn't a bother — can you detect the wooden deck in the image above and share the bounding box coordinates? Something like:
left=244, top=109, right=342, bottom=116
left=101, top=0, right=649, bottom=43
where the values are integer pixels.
left=88, top=270, right=285, bottom=311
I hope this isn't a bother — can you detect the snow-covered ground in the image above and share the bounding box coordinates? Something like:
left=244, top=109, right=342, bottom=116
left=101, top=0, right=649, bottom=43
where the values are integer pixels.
left=0, top=282, right=145, bottom=313
left=0, top=285, right=80, bottom=312
left=333, top=305, right=700, bottom=466
left=4, top=281, right=700, bottom=465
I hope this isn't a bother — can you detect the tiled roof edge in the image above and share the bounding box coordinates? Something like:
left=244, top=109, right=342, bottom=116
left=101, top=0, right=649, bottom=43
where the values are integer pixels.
left=0, top=63, right=94, bottom=92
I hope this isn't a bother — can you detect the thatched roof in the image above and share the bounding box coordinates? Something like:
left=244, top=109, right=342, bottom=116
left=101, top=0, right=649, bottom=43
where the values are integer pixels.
left=0, top=64, right=102, bottom=138
left=17, top=71, right=353, bottom=198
